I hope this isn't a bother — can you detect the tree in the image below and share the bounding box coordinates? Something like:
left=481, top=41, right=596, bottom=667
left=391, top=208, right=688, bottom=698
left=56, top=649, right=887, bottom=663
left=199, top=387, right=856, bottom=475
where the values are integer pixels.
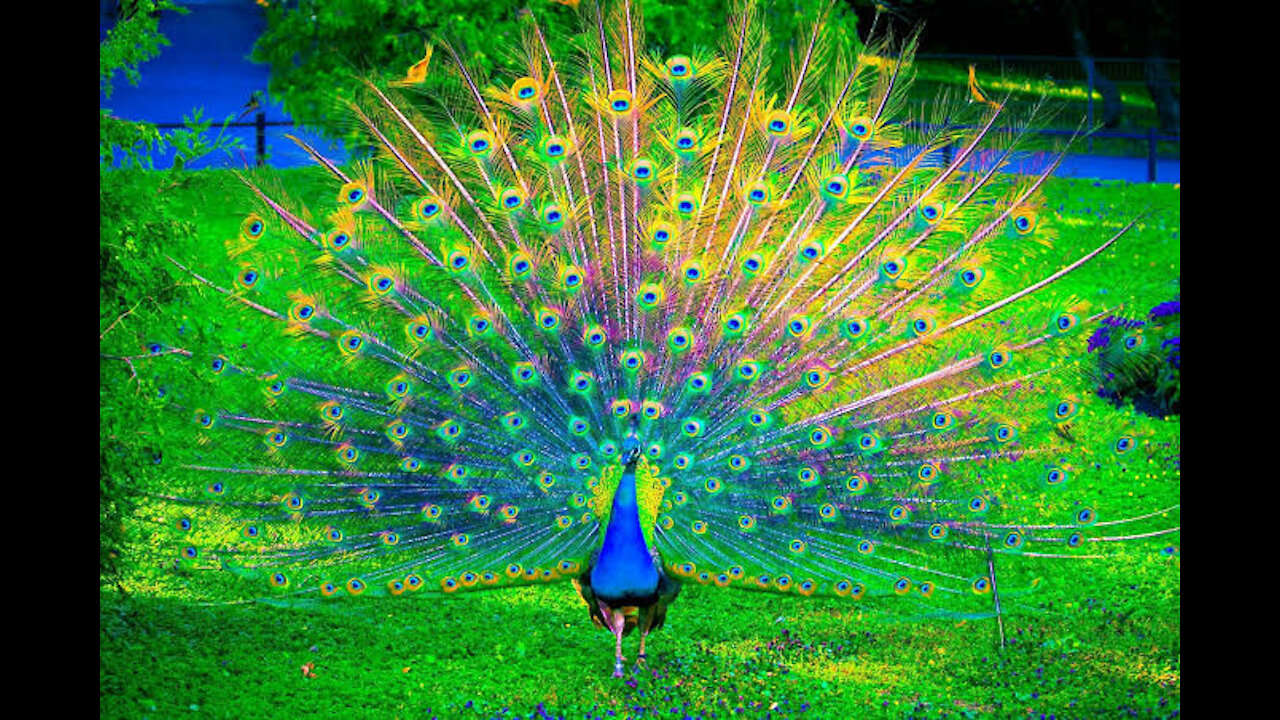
left=251, top=0, right=860, bottom=133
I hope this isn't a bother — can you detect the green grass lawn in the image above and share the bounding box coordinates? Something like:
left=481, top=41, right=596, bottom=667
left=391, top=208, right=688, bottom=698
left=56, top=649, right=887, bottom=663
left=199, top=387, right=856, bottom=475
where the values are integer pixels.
left=100, top=169, right=1179, bottom=719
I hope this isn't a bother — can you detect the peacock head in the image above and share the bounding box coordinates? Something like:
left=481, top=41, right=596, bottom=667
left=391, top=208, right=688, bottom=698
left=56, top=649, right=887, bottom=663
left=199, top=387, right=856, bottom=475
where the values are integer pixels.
left=621, top=418, right=641, bottom=465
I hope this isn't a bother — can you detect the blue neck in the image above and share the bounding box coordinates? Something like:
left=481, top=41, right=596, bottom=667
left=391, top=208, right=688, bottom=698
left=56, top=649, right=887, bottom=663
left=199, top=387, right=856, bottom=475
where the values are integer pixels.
left=591, top=460, right=659, bottom=599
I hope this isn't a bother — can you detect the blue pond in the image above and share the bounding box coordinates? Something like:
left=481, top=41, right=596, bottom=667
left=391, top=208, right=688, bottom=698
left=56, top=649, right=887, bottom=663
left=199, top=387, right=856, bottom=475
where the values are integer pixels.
left=101, top=0, right=1179, bottom=183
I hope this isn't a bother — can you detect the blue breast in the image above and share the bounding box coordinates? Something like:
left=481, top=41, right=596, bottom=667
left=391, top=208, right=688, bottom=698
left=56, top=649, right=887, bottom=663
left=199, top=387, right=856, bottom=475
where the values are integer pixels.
left=590, top=465, right=659, bottom=600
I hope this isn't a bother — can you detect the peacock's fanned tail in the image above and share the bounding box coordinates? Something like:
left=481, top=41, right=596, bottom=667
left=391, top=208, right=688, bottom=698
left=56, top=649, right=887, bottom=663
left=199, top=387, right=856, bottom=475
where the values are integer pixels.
left=144, top=0, right=1178, bottom=614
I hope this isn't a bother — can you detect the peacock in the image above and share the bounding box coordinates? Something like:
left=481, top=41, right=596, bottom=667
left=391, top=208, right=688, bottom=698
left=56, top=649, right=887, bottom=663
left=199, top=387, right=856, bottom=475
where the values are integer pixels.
left=136, top=0, right=1180, bottom=679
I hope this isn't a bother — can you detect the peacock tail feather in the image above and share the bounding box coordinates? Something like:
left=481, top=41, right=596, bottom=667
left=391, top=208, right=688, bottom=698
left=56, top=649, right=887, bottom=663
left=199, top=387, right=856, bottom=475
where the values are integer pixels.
left=136, top=0, right=1178, bottom=631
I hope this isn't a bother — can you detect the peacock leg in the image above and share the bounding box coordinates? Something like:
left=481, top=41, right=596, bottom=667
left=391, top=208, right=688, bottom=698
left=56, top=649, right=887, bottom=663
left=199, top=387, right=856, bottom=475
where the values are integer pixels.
left=636, top=605, right=659, bottom=668
left=599, top=601, right=627, bottom=677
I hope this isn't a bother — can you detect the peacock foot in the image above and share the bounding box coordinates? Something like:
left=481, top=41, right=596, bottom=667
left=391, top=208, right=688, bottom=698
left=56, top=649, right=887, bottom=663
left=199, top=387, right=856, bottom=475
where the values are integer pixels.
left=613, top=658, right=625, bottom=678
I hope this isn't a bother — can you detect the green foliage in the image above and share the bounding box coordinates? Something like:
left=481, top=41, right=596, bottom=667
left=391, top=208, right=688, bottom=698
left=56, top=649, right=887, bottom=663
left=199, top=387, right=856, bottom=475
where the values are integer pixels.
left=100, top=0, right=244, bottom=169
left=252, top=0, right=859, bottom=130
left=99, top=0, right=238, bottom=581
left=100, top=0, right=186, bottom=100
left=164, top=108, right=246, bottom=170
left=99, top=110, right=164, bottom=169
left=99, top=169, right=191, bottom=586
left=99, top=0, right=179, bottom=169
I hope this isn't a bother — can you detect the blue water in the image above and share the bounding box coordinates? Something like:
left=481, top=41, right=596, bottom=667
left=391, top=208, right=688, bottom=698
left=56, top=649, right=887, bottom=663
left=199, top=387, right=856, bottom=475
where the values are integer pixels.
left=100, top=0, right=1179, bottom=183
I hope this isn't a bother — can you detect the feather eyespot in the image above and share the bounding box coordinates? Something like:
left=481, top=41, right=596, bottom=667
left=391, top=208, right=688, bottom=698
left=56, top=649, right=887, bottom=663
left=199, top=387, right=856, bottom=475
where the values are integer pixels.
left=560, top=265, right=584, bottom=292
left=681, top=259, right=704, bottom=284
left=569, top=370, right=594, bottom=394
left=686, top=372, right=710, bottom=393
left=734, top=359, right=760, bottom=381
left=237, top=268, right=260, bottom=289
left=847, top=116, right=873, bottom=140
left=466, top=130, right=493, bottom=155
left=241, top=214, right=266, bottom=240
left=918, top=200, right=944, bottom=224
left=787, top=315, right=812, bottom=338
left=1011, top=209, right=1037, bottom=235
left=667, top=327, right=694, bottom=353
left=541, top=204, right=565, bottom=229
left=764, top=110, right=793, bottom=136
left=986, top=347, right=1011, bottom=370
left=958, top=266, right=985, bottom=289
left=881, top=258, right=906, bottom=281
left=338, top=181, right=368, bottom=208
left=338, top=331, right=363, bottom=355
left=513, top=362, right=537, bottom=385
left=512, top=77, right=539, bottom=102
left=607, top=89, right=633, bottom=114
left=665, top=55, right=693, bottom=79
left=509, top=251, right=533, bottom=278
left=289, top=301, right=316, bottom=323
left=414, top=196, right=443, bottom=221
left=674, top=129, right=698, bottom=152
left=499, top=188, right=526, bottom=211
